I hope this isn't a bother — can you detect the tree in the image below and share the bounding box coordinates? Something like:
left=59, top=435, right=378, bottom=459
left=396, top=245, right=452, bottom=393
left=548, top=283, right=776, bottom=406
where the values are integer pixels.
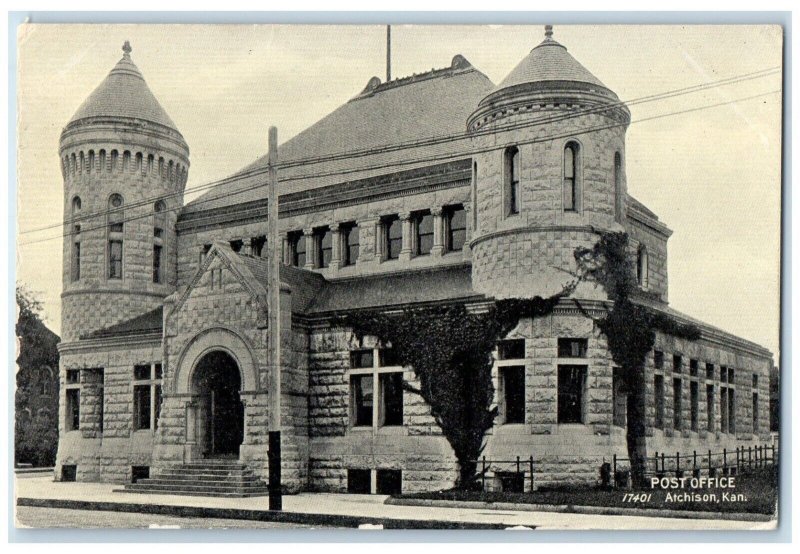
left=15, top=285, right=60, bottom=467
left=574, top=232, right=700, bottom=488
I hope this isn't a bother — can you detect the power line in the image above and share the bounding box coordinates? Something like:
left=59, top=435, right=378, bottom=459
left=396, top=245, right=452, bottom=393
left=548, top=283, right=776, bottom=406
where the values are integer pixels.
left=19, top=88, right=780, bottom=247
left=20, top=66, right=780, bottom=237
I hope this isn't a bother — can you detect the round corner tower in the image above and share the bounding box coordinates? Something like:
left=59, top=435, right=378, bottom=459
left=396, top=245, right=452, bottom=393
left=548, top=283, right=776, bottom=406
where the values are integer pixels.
left=60, top=42, right=190, bottom=342
left=467, top=26, right=630, bottom=300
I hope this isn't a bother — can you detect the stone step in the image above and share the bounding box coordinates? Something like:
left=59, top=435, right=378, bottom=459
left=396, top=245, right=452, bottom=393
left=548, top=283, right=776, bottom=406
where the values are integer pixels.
left=116, top=488, right=271, bottom=498
left=141, top=476, right=264, bottom=486
left=125, top=482, right=271, bottom=494
left=157, top=468, right=255, bottom=478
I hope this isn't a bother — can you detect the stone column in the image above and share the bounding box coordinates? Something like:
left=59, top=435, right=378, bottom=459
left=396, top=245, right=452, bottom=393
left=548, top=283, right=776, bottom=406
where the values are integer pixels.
left=399, top=212, right=413, bottom=262
left=303, top=228, right=316, bottom=269
left=431, top=207, right=445, bottom=257
left=330, top=223, right=342, bottom=269
left=241, top=237, right=253, bottom=256
left=186, top=401, right=197, bottom=445
left=281, top=235, right=290, bottom=265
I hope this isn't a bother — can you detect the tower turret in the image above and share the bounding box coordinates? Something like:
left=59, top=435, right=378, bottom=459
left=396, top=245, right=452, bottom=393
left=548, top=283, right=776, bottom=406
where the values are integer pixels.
left=468, top=26, right=630, bottom=299
left=60, top=42, right=190, bottom=342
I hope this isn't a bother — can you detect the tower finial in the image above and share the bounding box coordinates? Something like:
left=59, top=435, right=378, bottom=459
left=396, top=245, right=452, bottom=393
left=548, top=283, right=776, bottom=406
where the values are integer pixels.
left=122, top=40, right=132, bottom=58
left=544, top=25, right=553, bottom=39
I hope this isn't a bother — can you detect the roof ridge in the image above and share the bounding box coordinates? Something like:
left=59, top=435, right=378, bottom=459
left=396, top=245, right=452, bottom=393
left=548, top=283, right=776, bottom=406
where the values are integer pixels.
left=351, top=54, right=474, bottom=101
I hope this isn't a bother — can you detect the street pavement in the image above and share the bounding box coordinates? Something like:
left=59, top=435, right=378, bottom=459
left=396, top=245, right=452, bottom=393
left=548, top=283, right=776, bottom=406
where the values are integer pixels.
left=15, top=476, right=775, bottom=531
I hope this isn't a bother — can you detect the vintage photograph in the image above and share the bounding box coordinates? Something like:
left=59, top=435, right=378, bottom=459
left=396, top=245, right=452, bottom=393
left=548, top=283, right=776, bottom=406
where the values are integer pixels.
left=14, top=22, right=782, bottom=532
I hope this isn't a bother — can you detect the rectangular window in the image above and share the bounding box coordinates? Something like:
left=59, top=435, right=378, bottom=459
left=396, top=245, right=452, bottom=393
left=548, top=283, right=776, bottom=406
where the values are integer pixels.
left=557, top=365, right=586, bottom=424
left=506, top=147, right=520, bottom=215
left=673, top=378, right=682, bottom=430
left=654, top=375, right=664, bottom=429
left=376, top=469, right=402, bottom=495
left=728, top=388, right=736, bottom=434
left=500, top=366, right=525, bottom=424
left=154, top=227, right=164, bottom=239
left=350, top=350, right=374, bottom=369
left=445, top=205, right=466, bottom=252
left=673, top=355, right=682, bottom=373
left=498, top=339, right=525, bottom=360
left=564, top=145, right=576, bottom=211
left=251, top=236, right=266, bottom=257
left=61, top=465, right=77, bottom=482
left=752, top=374, right=759, bottom=389
left=131, top=466, right=150, bottom=483
left=384, top=216, right=402, bottom=260
left=66, top=388, right=80, bottom=431
left=351, top=374, right=373, bottom=427
left=133, top=385, right=151, bottom=430
left=315, top=227, right=332, bottom=268
left=654, top=351, right=664, bottom=369
left=706, top=384, right=715, bottom=432
left=66, top=369, right=80, bottom=384
left=728, top=367, right=735, bottom=385
left=752, top=392, right=759, bottom=433
left=558, top=338, right=588, bottom=358
left=154, top=384, right=162, bottom=431
left=497, top=471, right=525, bottom=493
left=690, top=359, right=699, bottom=377
left=720, top=387, right=729, bottom=433
left=71, top=241, right=81, bottom=281
left=414, top=212, right=433, bottom=256
left=612, top=368, right=627, bottom=427
left=706, top=363, right=715, bottom=381
left=108, top=240, right=123, bottom=279
left=152, top=244, right=163, bottom=283
left=134, top=364, right=150, bottom=380
left=379, top=372, right=404, bottom=426
left=98, top=383, right=104, bottom=434
left=342, top=223, right=359, bottom=266
left=347, top=469, right=371, bottom=494
left=289, top=232, right=305, bottom=267
left=379, top=348, right=401, bottom=367
left=720, top=366, right=728, bottom=383
left=690, top=381, right=699, bottom=432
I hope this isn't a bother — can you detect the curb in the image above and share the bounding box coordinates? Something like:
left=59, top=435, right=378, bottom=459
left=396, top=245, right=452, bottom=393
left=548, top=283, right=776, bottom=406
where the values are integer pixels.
left=16, top=497, right=518, bottom=530
left=385, top=497, right=774, bottom=522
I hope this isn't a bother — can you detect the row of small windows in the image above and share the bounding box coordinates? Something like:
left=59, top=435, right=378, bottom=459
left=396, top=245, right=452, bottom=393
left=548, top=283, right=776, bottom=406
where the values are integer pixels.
left=501, top=143, right=624, bottom=220
left=70, top=195, right=166, bottom=284
left=63, top=149, right=187, bottom=185
left=64, top=364, right=162, bottom=433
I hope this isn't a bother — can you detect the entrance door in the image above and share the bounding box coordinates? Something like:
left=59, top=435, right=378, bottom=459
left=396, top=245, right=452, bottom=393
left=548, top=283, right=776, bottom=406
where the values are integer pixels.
left=193, top=351, right=244, bottom=458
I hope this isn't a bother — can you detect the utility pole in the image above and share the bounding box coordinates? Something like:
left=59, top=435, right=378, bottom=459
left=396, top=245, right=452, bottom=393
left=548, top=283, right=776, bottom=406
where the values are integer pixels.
left=386, top=25, right=391, bottom=82
left=266, top=126, right=282, bottom=511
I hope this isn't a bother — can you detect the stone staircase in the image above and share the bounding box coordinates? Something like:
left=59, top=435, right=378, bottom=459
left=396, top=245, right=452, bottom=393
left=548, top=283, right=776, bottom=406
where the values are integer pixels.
left=118, top=460, right=270, bottom=498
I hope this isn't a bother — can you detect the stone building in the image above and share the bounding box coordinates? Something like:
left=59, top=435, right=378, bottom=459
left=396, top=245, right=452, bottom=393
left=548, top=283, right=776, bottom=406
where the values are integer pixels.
left=56, top=29, right=773, bottom=494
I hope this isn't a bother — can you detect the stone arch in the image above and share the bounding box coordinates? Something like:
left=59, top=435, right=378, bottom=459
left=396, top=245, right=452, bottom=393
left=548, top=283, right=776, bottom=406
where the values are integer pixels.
left=174, top=326, right=259, bottom=395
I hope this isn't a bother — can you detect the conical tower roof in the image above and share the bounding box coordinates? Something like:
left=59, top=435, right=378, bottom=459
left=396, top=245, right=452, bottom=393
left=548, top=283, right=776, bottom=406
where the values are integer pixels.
left=486, top=26, right=614, bottom=102
left=66, top=41, right=181, bottom=134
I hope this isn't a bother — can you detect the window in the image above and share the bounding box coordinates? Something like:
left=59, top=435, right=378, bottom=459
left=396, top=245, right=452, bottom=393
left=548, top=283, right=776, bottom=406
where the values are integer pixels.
left=500, top=366, right=525, bottom=424
left=379, top=372, right=403, bottom=426
left=383, top=216, right=402, bottom=260
left=71, top=241, right=81, bottom=282
left=706, top=363, right=715, bottom=381
left=720, top=366, right=728, bottom=383
left=690, top=359, right=699, bottom=377
left=289, top=231, right=305, bottom=267
left=107, top=194, right=124, bottom=279
left=349, top=345, right=404, bottom=429
left=498, top=339, right=525, bottom=360
left=66, top=388, right=80, bottom=431
left=557, top=365, right=587, bottom=424
left=109, top=240, right=123, bottom=279
left=614, top=152, right=623, bottom=222
left=558, top=338, right=588, bottom=358
left=654, top=375, right=664, bottom=429
left=445, top=205, right=467, bottom=252
left=413, top=211, right=433, bottom=256
left=61, top=465, right=77, bottom=482
left=673, top=355, right=682, bottom=373
left=347, top=469, right=371, bottom=494
left=251, top=236, right=266, bottom=257
left=497, top=471, right=524, bottom=493
left=71, top=197, right=81, bottom=281
left=612, top=368, right=627, bottom=427
left=706, top=384, right=715, bottom=432
left=132, top=363, right=163, bottom=431
left=654, top=350, right=664, bottom=370
left=505, top=147, right=520, bottom=216
left=720, top=387, right=729, bottom=433
left=66, top=369, right=80, bottom=384
left=728, top=367, right=735, bottom=385
left=728, top=388, right=736, bottom=434
left=471, top=161, right=478, bottom=231
left=636, top=245, right=648, bottom=289
left=752, top=374, right=759, bottom=389
left=131, top=466, right=150, bottom=483
left=108, top=194, right=124, bottom=232
left=752, top=391, right=759, bottom=433
left=690, top=381, right=699, bottom=432
left=229, top=239, right=243, bottom=253
left=673, top=378, right=682, bottom=430
left=563, top=142, right=578, bottom=211
left=342, top=223, right=359, bottom=266
left=152, top=244, right=163, bottom=284
left=376, top=469, right=402, bottom=495
left=152, top=201, right=165, bottom=284
left=350, top=374, right=373, bottom=427
left=315, top=227, right=332, bottom=268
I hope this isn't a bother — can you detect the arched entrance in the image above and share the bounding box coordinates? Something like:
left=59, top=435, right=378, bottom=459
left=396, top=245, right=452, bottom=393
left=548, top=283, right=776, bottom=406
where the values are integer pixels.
left=192, top=351, right=244, bottom=458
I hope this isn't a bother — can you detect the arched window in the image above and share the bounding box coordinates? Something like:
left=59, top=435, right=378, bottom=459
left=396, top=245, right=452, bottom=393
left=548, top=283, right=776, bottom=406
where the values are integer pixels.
left=614, top=152, right=623, bottom=222
left=505, top=147, right=520, bottom=216
left=71, top=197, right=81, bottom=281
left=108, top=194, right=124, bottom=279
left=564, top=142, right=579, bottom=211
left=637, top=244, right=649, bottom=289
left=153, top=200, right=166, bottom=283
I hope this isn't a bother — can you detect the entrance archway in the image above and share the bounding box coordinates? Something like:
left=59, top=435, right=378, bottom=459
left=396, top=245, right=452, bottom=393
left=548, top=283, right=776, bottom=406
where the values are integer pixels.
left=192, top=351, right=244, bottom=458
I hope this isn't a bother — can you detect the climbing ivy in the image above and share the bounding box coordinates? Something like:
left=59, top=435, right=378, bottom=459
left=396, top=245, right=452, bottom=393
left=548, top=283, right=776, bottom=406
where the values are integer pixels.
left=574, top=231, right=700, bottom=487
left=340, top=290, right=573, bottom=489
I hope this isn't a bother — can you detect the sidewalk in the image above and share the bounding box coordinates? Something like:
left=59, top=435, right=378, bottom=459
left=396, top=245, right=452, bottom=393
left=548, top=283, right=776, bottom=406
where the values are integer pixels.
left=15, top=476, right=773, bottom=531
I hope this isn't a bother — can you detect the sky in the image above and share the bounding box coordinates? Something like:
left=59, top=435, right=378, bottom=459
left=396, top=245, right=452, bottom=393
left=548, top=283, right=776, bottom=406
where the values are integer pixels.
left=15, top=24, right=783, bottom=358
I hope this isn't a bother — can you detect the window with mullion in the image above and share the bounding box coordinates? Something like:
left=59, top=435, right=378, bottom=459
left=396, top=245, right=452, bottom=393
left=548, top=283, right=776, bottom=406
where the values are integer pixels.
left=446, top=205, right=466, bottom=252
left=384, top=216, right=402, bottom=260
left=342, top=223, right=359, bottom=266
left=414, top=212, right=433, bottom=256
left=315, top=227, right=332, bottom=268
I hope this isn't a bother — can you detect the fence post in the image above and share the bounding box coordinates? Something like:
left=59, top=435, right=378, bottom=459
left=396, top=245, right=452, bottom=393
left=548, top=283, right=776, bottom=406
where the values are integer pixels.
left=516, top=455, right=520, bottom=476
left=723, top=448, right=727, bottom=475
left=748, top=446, right=752, bottom=468
left=676, top=451, right=680, bottom=476
left=693, top=450, right=697, bottom=474
left=654, top=451, right=658, bottom=475
left=772, top=444, right=776, bottom=466
left=708, top=449, right=712, bottom=475
left=529, top=456, right=534, bottom=493
left=736, top=447, right=740, bottom=472
left=482, top=456, right=486, bottom=491
left=661, top=453, right=665, bottom=474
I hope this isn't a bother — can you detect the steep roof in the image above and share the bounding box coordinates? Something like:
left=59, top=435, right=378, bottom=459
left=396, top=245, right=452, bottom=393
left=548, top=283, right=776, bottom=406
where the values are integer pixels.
left=83, top=306, right=163, bottom=340
left=66, top=42, right=181, bottom=134
left=182, top=56, right=493, bottom=214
